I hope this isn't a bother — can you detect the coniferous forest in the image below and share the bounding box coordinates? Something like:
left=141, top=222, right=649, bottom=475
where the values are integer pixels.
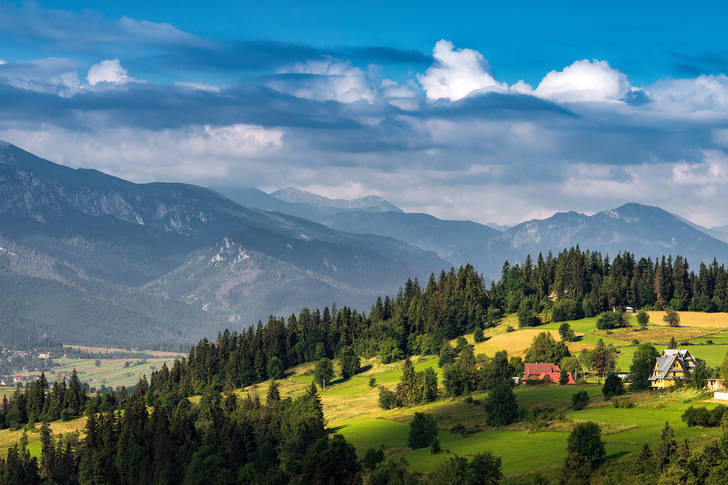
left=5, top=248, right=728, bottom=483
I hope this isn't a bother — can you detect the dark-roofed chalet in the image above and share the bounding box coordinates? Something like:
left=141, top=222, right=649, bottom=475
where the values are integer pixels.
left=649, top=349, right=696, bottom=389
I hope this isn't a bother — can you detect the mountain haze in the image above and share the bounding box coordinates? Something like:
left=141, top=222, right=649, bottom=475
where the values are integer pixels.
left=484, top=203, right=728, bottom=276
left=271, top=187, right=402, bottom=213
left=0, top=141, right=446, bottom=346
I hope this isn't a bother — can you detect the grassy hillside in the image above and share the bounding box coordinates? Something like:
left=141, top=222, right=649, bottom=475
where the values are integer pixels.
left=238, top=311, right=728, bottom=481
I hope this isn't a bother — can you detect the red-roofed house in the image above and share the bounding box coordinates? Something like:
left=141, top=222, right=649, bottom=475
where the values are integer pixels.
left=523, top=363, right=575, bottom=384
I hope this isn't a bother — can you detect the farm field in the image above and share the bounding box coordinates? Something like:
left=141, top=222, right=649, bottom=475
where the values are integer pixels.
left=0, top=387, right=15, bottom=399
left=0, top=416, right=86, bottom=458
left=62, top=344, right=185, bottom=359
left=47, top=356, right=177, bottom=389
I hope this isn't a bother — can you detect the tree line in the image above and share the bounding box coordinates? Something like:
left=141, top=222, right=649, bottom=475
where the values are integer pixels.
left=0, top=371, right=88, bottom=429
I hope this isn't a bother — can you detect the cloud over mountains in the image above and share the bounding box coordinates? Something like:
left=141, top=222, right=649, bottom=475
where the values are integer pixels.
left=1, top=4, right=728, bottom=227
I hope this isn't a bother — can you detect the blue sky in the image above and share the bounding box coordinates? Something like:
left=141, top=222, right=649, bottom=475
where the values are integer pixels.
left=2, top=1, right=728, bottom=225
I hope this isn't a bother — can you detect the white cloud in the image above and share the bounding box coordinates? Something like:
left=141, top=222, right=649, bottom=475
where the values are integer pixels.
left=0, top=57, right=82, bottom=95
left=0, top=59, right=6, bottom=65
left=174, top=81, right=221, bottom=93
left=533, top=59, right=632, bottom=103
left=0, top=124, right=284, bottom=183
left=381, top=79, right=419, bottom=110
left=87, top=59, right=131, bottom=86
left=271, top=59, right=376, bottom=103
left=417, top=39, right=507, bottom=101
left=647, top=75, right=728, bottom=114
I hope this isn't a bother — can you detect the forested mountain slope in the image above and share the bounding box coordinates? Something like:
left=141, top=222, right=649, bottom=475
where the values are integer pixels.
left=0, top=142, right=447, bottom=347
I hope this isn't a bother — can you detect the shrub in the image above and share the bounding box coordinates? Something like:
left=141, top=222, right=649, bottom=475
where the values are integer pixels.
left=473, top=326, right=486, bottom=343
left=553, top=299, right=582, bottom=322
left=378, top=387, right=397, bottom=410
left=505, top=325, right=515, bottom=333
left=559, top=322, right=576, bottom=342
left=485, top=383, right=518, bottom=426
left=518, top=307, right=541, bottom=328
left=438, top=342, right=456, bottom=368
left=571, top=390, right=590, bottom=410
left=408, top=412, right=438, bottom=449
left=567, top=422, right=606, bottom=468
left=369, top=377, right=376, bottom=387
left=362, top=447, right=384, bottom=470
left=266, top=356, right=284, bottom=380
left=682, top=405, right=727, bottom=427
left=338, top=346, right=361, bottom=379
left=612, top=398, right=634, bottom=408
left=430, top=438, right=441, bottom=454
left=664, top=308, right=681, bottom=327
left=636, top=310, right=649, bottom=328
left=379, top=338, right=405, bottom=364
left=596, top=312, right=629, bottom=330
left=602, top=374, right=625, bottom=399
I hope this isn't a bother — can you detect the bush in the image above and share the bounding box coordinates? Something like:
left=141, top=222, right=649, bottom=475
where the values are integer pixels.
left=485, top=383, right=518, bottom=426
left=636, top=310, right=649, bottom=328
left=612, top=398, right=634, bottom=408
left=473, top=326, right=486, bottom=343
left=430, top=438, right=441, bottom=454
left=438, top=342, right=456, bottom=368
left=571, top=390, right=590, bottom=410
left=567, top=422, right=606, bottom=468
left=518, top=307, right=541, bottom=328
left=664, top=308, right=681, bottom=327
left=596, top=312, right=629, bottom=330
left=408, top=412, right=438, bottom=449
left=559, top=322, right=576, bottom=342
left=379, top=338, right=404, bottom=364
left=378, top=387, right=397, bottom=410
left=362, top=447, right=384, bottom=470
left=266, top=356, right=284, bottom=380
left=338, top=347, right=361, bottom=379
left=602, top=374, right=625, bottom=399
left=369, top=377, right=376, bottom=387
left=553, top=299, right=582, bottom=322
left=682, top=405, right=727, bottom=427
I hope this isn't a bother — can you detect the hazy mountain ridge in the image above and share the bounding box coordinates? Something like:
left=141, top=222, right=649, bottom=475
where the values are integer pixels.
left=320, top=210, right=502, bottom=272
left=271, top=187, right=402, bottom=213
left=485, top=203, right=728, bottom=276
left=218, top=176, right=728, bottom=281
left=0, top=142, right=447, bottom=346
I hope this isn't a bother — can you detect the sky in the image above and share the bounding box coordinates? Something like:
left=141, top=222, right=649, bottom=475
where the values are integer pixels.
left=1, top=1, right=728, bottom=226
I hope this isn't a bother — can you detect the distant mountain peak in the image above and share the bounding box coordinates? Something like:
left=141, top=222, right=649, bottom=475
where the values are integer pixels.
left=270, top=187, right=402, bottom=213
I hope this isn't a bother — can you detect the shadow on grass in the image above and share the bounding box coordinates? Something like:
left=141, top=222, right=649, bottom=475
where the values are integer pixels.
left=606, top=450, right=630, bottom=460
left=328, top=424, right=349, bottom=434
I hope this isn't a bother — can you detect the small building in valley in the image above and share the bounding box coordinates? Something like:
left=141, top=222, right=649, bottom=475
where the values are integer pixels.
left=523, top=362, right=575, bottom=385
left=707, top=379, right=726, bottom=392
left=649, top=349, right=697, bottom=389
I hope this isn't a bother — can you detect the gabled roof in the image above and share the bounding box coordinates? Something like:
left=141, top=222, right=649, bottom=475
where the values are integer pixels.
left=524, top=363, right=559, bottom=376
left=649, top=349, right=696, bottom=381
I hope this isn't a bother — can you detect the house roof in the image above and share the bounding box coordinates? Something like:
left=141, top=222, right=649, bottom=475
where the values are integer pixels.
left=649, top=349, right=696, bottom=381
left=524, top=363, right=559, bottom=376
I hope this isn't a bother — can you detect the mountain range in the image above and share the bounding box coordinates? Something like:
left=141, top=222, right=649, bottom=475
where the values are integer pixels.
left=0, top=141, right=444, bottom=347
left=2, top=140, right=728, bottom=347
